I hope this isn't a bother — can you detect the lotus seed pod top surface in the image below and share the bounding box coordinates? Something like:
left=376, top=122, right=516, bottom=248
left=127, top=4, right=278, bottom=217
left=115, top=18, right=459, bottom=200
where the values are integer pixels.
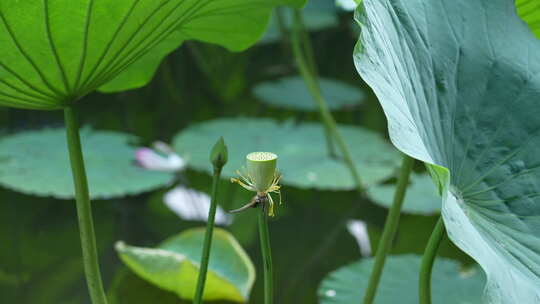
left=246, top=152, right=277, bottom=192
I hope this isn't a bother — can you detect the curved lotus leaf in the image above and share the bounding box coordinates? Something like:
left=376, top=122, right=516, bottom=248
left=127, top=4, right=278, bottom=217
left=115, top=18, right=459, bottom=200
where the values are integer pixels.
left=0, top=128, right=173, bottom=199
left=354, top=0, right=540, bottom=302
left=173, top=118, right=400, bottom=190
left=115, top=228, right=255, bottom=302
left=517, top=0, right=540, bottom=39
left=254, top=76, right=366, bottom=111
left=318, top=255, right=485, bottom=304
left=0, top=0, right=305, bottom=110
left=367, top=173, right=440, bottom=215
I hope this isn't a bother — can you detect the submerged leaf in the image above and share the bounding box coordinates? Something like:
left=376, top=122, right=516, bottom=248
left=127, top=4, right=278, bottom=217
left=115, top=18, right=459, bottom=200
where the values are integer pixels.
left=318, top=255, right=485, bottom=304
left=354, top=0, right=540, bottom=302
left=0, top=128, right=173, bottom=199
left=254, top=76, right=366, bottom=111
left=173, top=118, right=400, bottom=190
left=0, top=0, right=305, bottom=110
left=115, top=228, right=254, bottom=302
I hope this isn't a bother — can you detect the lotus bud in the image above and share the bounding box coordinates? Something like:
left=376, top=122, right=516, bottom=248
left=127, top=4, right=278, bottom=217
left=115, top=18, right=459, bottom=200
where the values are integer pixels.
left=210, top=137, right=228, bottom=171
left=246, top=152, right=278, bottom=192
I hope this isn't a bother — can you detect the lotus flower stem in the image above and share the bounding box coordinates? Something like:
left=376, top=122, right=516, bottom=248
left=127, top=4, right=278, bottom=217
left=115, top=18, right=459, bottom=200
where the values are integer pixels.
left=194, top=138, right=227, bottom=304
left=291, top=9, right=361, bottom=191
left=362, top=155, right=415, bottom=304
left=64, top=106, right=108, bottom=304
left=419, top=217, right=446, bottom=304
left=193, top=167, right=222, bottom=303
left=258, top=203, right=274, bottom=304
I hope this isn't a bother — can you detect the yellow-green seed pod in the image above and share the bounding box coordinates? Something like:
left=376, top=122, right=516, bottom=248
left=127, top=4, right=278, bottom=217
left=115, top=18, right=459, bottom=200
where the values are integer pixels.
left=246, top=152, right=278, bottom=192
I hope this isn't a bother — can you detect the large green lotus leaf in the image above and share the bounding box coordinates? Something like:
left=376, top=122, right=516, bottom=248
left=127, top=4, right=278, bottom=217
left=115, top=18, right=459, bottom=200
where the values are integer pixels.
left=173, top=118, right=400, bottom=190
left=0, top=0, right=305, bottom=110
left=115, top=228, right=255, bottom=302
left=354, top=0, right=540, bottom=302
left=318, top=255, right=485, bottom=304
left=517, top=0, right=540, bottom=39
left=253, top=76, right=366, bottom=111
left=368, top=173, right=441, bottom=215
left=0, top=128, right=173, bottom=199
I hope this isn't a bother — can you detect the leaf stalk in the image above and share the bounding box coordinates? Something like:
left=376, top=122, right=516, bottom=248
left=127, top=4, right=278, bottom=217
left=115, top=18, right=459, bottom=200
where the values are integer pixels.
left=419, top=217, right=446, bottom=304
left=290, top=9, right=361, bottom=192
left=362, top=155, right=415, bottom=304
left=63, top=105, right=108, bottom=304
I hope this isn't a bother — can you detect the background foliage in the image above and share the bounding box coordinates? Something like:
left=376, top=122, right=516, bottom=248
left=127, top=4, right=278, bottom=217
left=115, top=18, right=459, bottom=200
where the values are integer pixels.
left=0, top=0, right=498, bottom=303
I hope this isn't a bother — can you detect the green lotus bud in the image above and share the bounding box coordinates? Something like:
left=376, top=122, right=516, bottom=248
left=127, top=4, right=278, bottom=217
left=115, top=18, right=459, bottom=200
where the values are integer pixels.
left=246, top=152, right=278, bottom=192
left=209, top=137, right=228, bottom=171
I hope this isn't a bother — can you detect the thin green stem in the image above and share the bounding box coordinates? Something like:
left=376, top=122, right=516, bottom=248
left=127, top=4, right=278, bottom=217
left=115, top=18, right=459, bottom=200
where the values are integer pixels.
left=275, top=7, right=290, bottom=57
left=258, top=203, right=274, bottom=304
left=63, top=106, right=108, bottom=304
left=362, top=155, right=415, bottom=304
left=193, top=168, right=223, bottom=304
left=419, top=217, right=446, bottom=304
left=291, top=9, right=360, bottom=190
left=292, top=9, right=336, bottom=158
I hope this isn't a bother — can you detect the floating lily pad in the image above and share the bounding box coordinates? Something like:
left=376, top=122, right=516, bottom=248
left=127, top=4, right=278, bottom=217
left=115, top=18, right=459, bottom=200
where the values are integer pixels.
left=0, top=128, right=173, bottom=199
left=254, top=76, right=365, bottom=111
left=173, top=118, right=400, bottom=190
left=367, top=173, right=441, bottom=215
left=259, top=0, right=338, bottom=44
left=354, top=0, right=540, bottom=301
left=115, top=228, right=255, bottom=303
left=318, top=255, right=485, bottom=304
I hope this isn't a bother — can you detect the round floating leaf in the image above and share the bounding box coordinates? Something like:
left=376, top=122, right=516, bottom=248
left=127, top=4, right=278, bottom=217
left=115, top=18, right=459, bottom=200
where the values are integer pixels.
left=354, top=0, right=540, bottom=301
left=259, top=0, right=338, bottom=44
left=367, top=173, right=441, bottom=215
left=254, top=76, right=366, bottom=111
left=0, top=0, right=305, bottom=110
left=173, top=118, right=400, bottom=190
left=115, top=228, right=255, bottom=303
left=517, top=0, right=540, bottom=39
left=0, top=128, right=173, bottom=199
left=318, top=255, right=486, bottom=304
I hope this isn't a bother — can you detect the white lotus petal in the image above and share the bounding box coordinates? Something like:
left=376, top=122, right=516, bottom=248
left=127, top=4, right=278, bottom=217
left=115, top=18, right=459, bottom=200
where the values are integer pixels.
left=347, top=220, right=371, bottom=257
left=135, top=142, right=185, bottom=172
left=164, top=186, right=232, bottom=225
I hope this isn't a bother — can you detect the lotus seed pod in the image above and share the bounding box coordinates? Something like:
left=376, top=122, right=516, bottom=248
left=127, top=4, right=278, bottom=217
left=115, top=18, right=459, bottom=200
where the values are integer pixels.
left=246, top=152, right=278, bottom=192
